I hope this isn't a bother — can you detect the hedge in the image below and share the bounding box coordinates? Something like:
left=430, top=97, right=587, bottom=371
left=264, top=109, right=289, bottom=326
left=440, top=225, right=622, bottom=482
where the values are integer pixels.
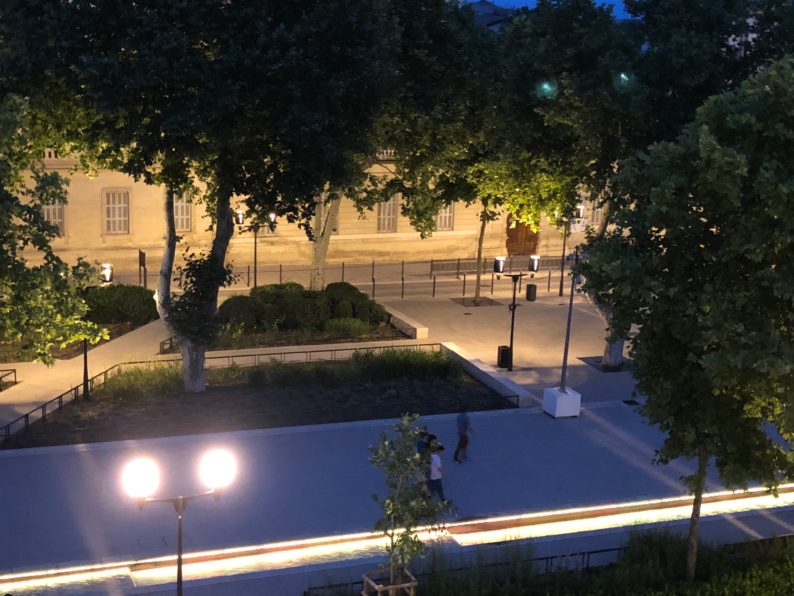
left=85, top=285, right=158, bottom=326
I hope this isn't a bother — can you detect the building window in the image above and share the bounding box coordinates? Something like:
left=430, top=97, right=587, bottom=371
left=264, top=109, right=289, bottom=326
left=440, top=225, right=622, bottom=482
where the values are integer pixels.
left=377, top=196, right=398, bottom=233
left=42, top=203, right=65, bottom=235
left=435, top=204, right=454, bottom=231
left=104, top=190, right=130, bottom=234
left=173, top=194, right=192, bottom=232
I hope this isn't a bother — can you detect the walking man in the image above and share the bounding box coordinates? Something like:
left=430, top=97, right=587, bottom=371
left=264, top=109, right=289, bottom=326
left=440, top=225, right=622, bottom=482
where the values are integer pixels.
left=454, top=408, right=471, bottom=463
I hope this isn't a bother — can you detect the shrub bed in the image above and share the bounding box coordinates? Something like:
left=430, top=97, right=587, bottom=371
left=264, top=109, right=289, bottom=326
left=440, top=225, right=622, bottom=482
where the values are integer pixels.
left=85, top=284, right=159, bottom=326
left=214, top=282, right=395, bottom=349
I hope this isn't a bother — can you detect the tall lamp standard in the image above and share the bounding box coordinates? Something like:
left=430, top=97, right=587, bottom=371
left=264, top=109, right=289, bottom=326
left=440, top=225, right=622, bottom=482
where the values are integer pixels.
left=543, top=246, right=584, bottom=418
left=121, top=449, right=237, bottom=596
left=559, top=246, right=583, bottom=392
left=558, top=204, right=585, bottom=297
left=494, top=256, right=540, bottom=372
left=234, top=210, right=277, bottom=288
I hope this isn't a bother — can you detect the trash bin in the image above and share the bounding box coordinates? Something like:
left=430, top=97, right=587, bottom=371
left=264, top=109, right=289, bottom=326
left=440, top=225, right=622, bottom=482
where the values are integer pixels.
left=497, top=345, right=512, bottom=369
left=526, top=283, right=537, bottom=302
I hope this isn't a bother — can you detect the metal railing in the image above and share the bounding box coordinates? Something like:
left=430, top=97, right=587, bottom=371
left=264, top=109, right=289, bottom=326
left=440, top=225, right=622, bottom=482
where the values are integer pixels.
left=304, top=546, right=626, bottom=595
left=0, top=369, right=17, bottom=388
left=0, top=343, right=441, bottom=446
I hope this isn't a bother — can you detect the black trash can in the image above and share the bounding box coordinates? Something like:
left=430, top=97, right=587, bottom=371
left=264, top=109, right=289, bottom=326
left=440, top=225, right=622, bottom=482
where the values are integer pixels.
left=497, top=345, right=512, bottom=369
left=526, top=283, right=537, bottom=302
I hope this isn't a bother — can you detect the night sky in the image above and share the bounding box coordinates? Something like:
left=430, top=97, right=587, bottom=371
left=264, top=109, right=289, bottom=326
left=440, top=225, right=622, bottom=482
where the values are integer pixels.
left=483, top=0, right=630, bottom=19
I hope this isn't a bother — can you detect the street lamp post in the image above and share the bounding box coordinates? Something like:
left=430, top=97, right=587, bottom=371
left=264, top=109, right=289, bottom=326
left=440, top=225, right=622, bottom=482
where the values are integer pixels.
left=122, top=449, right=238, bottom=596
left=558, top=205, right=585, bottom=297
left=559, top=246, right=582, bottom=393
left=493, top=256, right=540, bottom=372
left=235, top=209, right=277, bottom=288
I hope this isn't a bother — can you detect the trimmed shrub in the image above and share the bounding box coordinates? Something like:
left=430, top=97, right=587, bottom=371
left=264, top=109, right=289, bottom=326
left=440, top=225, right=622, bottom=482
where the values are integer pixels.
left=333, top=299, right=354, bottom=319
left=250, top=282, right=304, bottom=303
left=325, top=317, right=370, bottom=338
left=217, top=296, right=259, bottom=331
left=324, top=281, right=362, bottom=300
left=85, top=284, right=158, bottom=326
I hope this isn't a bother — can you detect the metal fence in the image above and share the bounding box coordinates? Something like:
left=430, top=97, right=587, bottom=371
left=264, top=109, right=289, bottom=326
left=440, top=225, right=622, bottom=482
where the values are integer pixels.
left=0, top=343, right=441, bottom=447
left=109, top=254, right=573, bottom=301
left=303, top=546, right=626, bottom=596
left=0, top=369, right=17, bottom=388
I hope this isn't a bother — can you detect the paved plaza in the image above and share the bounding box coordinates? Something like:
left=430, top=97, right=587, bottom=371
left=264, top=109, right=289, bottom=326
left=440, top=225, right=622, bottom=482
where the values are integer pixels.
left=2, top=284, right=792, bottom=594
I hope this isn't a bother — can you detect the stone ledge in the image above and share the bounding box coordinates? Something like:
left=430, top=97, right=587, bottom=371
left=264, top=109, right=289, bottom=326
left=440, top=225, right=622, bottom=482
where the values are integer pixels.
left=440, top=342, right=536, bottom=406
left=383, top=305, right=429, bottom=339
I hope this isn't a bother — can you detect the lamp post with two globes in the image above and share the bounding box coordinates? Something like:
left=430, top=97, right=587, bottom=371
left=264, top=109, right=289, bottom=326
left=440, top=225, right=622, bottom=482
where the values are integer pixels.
left=493, top=255, right=540, bottom=371
left=121, top=448, right=238, bottom=596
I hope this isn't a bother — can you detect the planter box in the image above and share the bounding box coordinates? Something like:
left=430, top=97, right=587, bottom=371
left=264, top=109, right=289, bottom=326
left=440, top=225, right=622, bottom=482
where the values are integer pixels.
left=362, top=569, right=417, bottom=596
left=543, top=386, right=581, bottom=418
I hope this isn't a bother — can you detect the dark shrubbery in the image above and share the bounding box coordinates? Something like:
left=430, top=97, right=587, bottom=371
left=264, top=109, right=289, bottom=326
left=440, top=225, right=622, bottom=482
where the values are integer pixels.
left=217, top=295, right=259, bottom=331
left=223, top=282, right=390, bottom=337
left=85, top=285, right=158, bottom=326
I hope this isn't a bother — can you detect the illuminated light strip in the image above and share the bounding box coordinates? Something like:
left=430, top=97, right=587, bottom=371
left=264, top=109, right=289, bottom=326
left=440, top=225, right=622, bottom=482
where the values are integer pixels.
left=451, top=490, right=794, bottom=547
left=447, top=483, right=794, bottom=536
left=4, top=484, right=794, bottom=592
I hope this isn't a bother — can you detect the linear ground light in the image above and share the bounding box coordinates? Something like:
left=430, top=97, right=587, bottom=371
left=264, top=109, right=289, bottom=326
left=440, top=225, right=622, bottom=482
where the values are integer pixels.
left=3, top=484, right=794, bottom=593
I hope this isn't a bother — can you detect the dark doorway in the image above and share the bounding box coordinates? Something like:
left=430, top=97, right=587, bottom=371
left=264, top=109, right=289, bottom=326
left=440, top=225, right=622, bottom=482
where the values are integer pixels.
left=505, top=217, right=540, bottom=256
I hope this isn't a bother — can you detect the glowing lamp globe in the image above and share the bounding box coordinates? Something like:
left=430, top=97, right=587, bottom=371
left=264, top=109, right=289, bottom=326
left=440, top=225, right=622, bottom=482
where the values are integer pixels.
left=122, top=458, right=160, bottom=499
left=199, top=449, right=237, bottom=490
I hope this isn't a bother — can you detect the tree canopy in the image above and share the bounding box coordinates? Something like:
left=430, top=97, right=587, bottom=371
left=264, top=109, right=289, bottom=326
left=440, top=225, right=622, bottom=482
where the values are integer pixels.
left=582, top=56, right=794, bottom=579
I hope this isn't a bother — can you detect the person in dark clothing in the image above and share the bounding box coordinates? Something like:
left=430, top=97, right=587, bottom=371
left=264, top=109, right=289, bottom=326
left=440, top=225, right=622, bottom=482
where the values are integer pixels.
left=454, top=409, right=471, bottom=463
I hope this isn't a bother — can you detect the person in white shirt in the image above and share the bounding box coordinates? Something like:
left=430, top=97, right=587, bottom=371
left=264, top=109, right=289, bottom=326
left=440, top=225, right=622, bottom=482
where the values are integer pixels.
left=427, top=445, right=447, bottom=502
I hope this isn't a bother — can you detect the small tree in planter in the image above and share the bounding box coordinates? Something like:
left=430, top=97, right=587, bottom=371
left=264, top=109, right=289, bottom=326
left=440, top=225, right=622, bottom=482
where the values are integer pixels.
left=367, top=414, right=449, bottom=594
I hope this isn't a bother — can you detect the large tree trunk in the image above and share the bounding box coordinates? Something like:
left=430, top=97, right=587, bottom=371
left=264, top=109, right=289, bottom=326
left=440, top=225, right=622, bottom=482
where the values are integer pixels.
left=473, top=206, right=488, bottom=305
left=180, top=339, right=206, bottom=392
left=309, top=195, right=340, bottom=291
left=156, top=179, right=234, bottom=393
left=686, top=448, right=709, bottom=582
left=155, top=187, right=177, bottom=328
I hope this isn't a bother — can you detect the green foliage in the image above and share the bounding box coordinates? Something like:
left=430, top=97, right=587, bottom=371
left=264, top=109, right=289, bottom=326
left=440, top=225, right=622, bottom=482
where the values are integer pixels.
left=169, top=251, right=235, bottom=345
left=353, top=349, right=461, bottom=381
left=583, top=57, right=794, bottom=577
left=333, top=299, right=354, bottom=320
left=217, top=296, right=259, bottom=331
left=369, top=414, right=449, bottom=583
left=85, top=285, right=158, bottom=327
left=101, top=365, right=182, bottom=400
left=0, top=95, right=104, bottom=364
left=324, top=317, right=370, bottom=338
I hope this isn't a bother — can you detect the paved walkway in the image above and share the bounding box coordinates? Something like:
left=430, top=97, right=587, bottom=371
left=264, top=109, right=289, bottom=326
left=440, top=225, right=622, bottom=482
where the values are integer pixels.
left=0, top=403, right=727, bottom=574
left=0, top=320, right=171, bottom=426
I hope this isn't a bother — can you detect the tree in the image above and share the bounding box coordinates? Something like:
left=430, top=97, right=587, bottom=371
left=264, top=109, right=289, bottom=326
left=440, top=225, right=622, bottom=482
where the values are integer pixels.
left=6, top=0, right=396, bottom=391
left=369, top=414, right=447, bottom=586
left=0, top=94, right=103, bottom=364
left=582, top=57, right=794, bottom=581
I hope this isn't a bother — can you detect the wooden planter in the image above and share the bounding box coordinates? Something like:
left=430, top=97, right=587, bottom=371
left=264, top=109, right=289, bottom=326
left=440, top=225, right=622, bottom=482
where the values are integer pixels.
left=361, top=568, right=417, bottom=596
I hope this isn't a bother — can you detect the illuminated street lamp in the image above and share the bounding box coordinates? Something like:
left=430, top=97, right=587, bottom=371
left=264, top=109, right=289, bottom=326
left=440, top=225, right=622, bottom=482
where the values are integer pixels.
left=235, top=209, right=277, bottom=288
left=558, top=204, right=585, bottom=297
left=100, top=263, right=113, bottom=284
left=494, top=256, right=540, bottom=372
left=122, top=449, right=238, bottom=596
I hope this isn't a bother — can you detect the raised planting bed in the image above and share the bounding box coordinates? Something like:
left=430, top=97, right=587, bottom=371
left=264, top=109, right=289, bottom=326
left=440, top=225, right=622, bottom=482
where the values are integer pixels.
left=3, top=350, right=515, bottom=448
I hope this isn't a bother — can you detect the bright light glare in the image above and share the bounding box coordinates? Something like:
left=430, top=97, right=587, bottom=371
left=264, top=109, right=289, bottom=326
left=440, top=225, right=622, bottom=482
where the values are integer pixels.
left=199, top=449, right=237, bottom=490
left=121, top=458, right=160, bottom=499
